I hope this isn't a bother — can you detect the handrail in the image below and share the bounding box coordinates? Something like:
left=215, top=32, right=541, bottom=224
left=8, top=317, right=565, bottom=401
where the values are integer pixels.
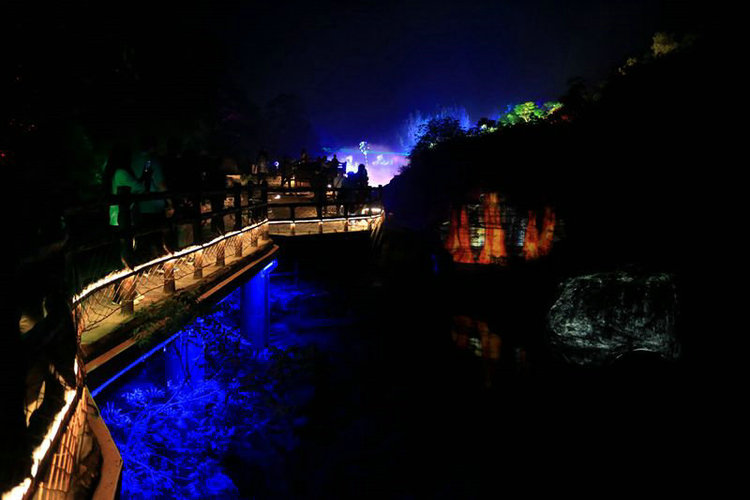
left=7, top=177, right=385, bottom=500
left=70, top=219, right=269, bottom=307
left=64, top=186, right=381, bottom=215
left=21, top=180, right=384, bottom=310
left=267, top=186, right=382, bottom=193
left=64, top=187, right=263, bottom=216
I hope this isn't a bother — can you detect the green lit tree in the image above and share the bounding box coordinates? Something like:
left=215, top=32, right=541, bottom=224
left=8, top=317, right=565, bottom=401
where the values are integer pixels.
left=651, top=32, right=679, bottom=57
left=498, top=101, right=562, bottom=126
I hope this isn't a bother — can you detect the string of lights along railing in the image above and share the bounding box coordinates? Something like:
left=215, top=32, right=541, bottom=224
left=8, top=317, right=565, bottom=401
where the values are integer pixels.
left=5, top=182, right=384, bottom=500
left=68, top=184, right=382, bottom=332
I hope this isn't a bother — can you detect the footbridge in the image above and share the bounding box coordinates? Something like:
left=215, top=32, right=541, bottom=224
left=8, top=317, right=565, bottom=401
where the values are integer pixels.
left=2, top=180, right=384, bottom=500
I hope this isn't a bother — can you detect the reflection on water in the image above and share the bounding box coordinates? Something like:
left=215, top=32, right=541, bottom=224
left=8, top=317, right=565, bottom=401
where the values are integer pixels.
left=450, top=314, right=530, bottom=387
left=444, top=193, right=559, bottom=265
left=94, top=284, right=319, bottom=499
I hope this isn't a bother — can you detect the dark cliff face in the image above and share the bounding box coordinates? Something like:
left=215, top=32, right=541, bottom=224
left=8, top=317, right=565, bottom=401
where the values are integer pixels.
left=548, top=271, right=680, bottom=366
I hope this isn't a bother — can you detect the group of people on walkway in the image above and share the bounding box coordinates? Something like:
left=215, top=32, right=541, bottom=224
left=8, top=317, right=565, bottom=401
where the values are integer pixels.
left=103, top=136, right=243, bottom=268
left=278, top=151, right=369, bottom=190
left=103, top=137, right=172, bottom=268
left=103, top=139, right=374, bottom=265
left=294, top=152, right=370, bottom=217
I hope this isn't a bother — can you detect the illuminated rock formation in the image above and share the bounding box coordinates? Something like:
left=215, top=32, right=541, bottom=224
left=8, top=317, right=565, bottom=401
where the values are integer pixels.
left=548, top=272, right=680, bottom=366
left=444, top=208, right=461, bottom=256
left=522, top=211, right=540, bottom=260
left=538, top=206, right=555, bottom=256
left=477, top=193, right=507, bottom=265
left=448, top=207, right=474, bottom=264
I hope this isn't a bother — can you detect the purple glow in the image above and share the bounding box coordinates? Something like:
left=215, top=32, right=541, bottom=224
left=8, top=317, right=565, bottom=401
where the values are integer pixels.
left=327, top=144, right=408, bottom=186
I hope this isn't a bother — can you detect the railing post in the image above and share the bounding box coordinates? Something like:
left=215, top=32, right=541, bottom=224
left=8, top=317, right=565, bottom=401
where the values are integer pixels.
left=120, top=275, right=136, bottom=315
left=210, top=189, right=225, bottom=235
left=234, top=185, right=243, bottom=257
left=290, top=205, right=295, bottom=236
left=192, top=191, right=202, bottom=245
left=117, top=186, right=134, bottom=267
left=244, top=184, right=252, bottom=226
left=234, top=184, right=243, bottom=231
left=193, top=250, right=203, bottom=279
left=234, top=236, right=243, bottom=258
left=216, top=241, right=225, bottom=267
left=163, top=260, right=175, bottom=294
left=117, top=186, right=132, bottom=228
left=260, top=179, right=268, bottom=219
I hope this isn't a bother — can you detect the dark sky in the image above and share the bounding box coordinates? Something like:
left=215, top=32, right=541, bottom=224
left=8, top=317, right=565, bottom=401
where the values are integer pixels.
left=6, top=0, right=705, bottom=149
left=219, top=0, right=702, bottom=147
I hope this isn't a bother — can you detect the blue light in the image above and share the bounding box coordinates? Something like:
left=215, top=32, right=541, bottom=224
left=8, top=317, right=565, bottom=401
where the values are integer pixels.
left=261, top=259, right=278, bottom=275
left=94, top=261, right=276, bottom=398
left=92, top=267, right=334, bottom=498
left=91, top=329, right=184, bottom=398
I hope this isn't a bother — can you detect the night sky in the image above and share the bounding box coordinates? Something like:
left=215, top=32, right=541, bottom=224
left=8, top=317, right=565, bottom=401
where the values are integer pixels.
left=224, top=0, right=702, bottom=146
left=6, top=1, right=704, bottom=149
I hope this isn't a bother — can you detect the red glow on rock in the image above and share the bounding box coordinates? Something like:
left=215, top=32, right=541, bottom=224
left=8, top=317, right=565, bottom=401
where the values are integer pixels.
left=523, top=210, right=540, bottom=260
left=539, top=206, right=556, bottom=256
left=452, top=207, right=475, bottom=263
left=446, top=206, right=474, bottom=264
left=477, top=193, right=507, bottom=265
left=445, top=208, right=461, bottom=255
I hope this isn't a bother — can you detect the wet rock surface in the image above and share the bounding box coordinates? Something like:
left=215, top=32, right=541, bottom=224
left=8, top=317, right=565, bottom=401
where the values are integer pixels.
left=548, top=271, right=680, bottom=366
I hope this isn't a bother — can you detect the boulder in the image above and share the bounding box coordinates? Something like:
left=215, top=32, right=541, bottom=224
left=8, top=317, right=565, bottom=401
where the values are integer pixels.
left=548, top=271, right=680, bottom=366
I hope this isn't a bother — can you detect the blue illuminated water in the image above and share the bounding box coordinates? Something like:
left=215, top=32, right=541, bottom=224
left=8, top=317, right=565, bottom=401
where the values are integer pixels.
left=94, top=275, right=330, bottom=499
left=95, top=238, right=613, bottom=497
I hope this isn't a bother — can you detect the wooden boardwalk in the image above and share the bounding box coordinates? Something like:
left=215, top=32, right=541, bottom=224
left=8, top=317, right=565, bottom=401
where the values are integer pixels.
left=80, top=235, right=274, bottom=357
left=8, top=178, right=383, bottom=500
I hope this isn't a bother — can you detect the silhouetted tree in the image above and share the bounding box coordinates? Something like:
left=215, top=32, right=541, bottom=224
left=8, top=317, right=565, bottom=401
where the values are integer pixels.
left=411, top=117, right=466, bottom=155
left=398, top=106, right=471, bottom=152
left=262, top=94, right=321, bottom=158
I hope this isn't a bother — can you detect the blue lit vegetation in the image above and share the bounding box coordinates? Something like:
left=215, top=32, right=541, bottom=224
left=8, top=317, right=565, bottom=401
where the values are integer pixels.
left=398, top=106, right=472, bottom=152
left=97, top=276, right=322, bottom=498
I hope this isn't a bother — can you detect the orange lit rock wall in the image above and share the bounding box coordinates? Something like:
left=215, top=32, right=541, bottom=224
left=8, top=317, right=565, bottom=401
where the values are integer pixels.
left=448, top=207, right=475, bottom=264
left=477, top=193, right=507, bottom=265
left=539, top=206, right=555, bottom=256
left=523, top=211, right=540, bottom=260
left=445, top=197, right=556, bottom=265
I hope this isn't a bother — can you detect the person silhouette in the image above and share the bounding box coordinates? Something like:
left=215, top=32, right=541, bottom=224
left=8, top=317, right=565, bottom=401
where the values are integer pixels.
left=355, top=163, right=369, bottom=189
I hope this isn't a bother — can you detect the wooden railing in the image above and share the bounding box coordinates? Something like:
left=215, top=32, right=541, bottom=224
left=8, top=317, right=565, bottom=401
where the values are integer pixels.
left=4, top=184, right=270, bottom=500
left=60, top=183, right=382, bottom=261
left=3, top=180, right=385, bottom=499
left=265, top=185, right=384, bottom=235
